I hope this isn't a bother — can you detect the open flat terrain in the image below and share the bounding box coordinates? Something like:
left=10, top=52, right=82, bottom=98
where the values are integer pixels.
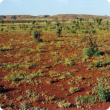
left=0, top=18, right=110, bottom=110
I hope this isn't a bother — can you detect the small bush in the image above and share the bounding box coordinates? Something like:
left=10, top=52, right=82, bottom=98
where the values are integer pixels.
left=83, top=48, right=99, bottom=57
left=75, top=96, right=97, bottom=104
left=1, top=28, right=4, bottom=32
left=91, top=61, right=110, bottom=67
left=71, top=30, right=76, bottom=33
left=83, top=30, right=90, bottom=33
left=56, top=28, right=62, bottom=37
left=31, top=63, right=39, bottom=66
left=32, top=30, right=42, bottom=42
left=92, top=83, right=110, bottom=102
left=35, top=39, right=43, bottom=43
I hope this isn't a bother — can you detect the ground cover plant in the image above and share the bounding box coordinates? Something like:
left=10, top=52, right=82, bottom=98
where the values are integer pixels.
left=0, top=18, right=110, bottom=110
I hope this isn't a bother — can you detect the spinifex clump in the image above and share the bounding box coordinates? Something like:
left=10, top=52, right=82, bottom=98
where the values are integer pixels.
left=32, top=30, right=42, bottom=42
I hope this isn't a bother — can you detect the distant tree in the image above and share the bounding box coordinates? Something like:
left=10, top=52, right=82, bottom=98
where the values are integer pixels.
left=96, top=18, right=102, bottom=25
left=56, top=22, right=60, bottom=27
left=27, top=20, right=30, bottom=23
left=79, top=18, right=83, bottom=23
left=32, top=20, right=36, bottom=25
left=56, top=27, right=62, bottom=37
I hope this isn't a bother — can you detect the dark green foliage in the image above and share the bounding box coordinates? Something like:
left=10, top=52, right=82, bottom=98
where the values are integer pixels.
left=96, top=18, right=102, bottom=25
left=72, top=20, right=76, bottom=24
left=83, top=48, right=99, bottom=57
left=92, top=83, right=110, bottom=102
left=91, top=61, right=110, bottom=67
left=0, top=48, right=10, bottom=51
left=27, top=20, right=30, bottom=23
left=72, top=26, right=74, bottom=28
left=32, top=63, right=39, bottom=66
left=35, top=39, right=43, bottom=43
left=32, top=20, right=36, bottom=25
left=33, top=30, right=42, bottom=42
left=43, top=65, right=52, bottom=68
left=56, top=22, right=60, bottom=27
left=13, top=77, right=21, bottom=81
left=71, top=30, right=76, bottom=33
left=57, top=28, right=62, bottom=37
left=76, top=96, right=97, bottom=104
left=1, top=28, right=4, bottom=32
left=30, top=27, right=33, bottom=30
left=82, top=30, right=90, bottom=33
left=33, top=30, right=41, bottom=39
left=75, top=23, right=79, bottom=27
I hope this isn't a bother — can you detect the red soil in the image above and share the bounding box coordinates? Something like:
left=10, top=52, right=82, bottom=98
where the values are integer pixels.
left=0, top=32, right=110, bottom=110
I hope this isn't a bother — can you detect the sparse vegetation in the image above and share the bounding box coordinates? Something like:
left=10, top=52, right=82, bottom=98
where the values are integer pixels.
left=0, top=17, right=110, bottom=110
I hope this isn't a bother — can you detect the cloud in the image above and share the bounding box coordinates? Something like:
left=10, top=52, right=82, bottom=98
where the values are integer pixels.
left=0, top=0, right=3, bottom=4
left=107, top=0, right=110, bottom=3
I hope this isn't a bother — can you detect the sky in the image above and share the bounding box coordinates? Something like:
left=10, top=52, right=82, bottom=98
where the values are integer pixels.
left=0, top=0, right=110, bottom=16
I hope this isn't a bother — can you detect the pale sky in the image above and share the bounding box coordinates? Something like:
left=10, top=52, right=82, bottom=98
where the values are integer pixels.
left=0, top=0, right=110, bottom=16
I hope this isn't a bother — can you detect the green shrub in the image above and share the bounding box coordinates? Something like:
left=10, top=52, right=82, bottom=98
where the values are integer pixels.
left=83, top=48, right=99, bottom=57
left=35, top=39, right=43, bottom=43
left=1, top=28, right=4, bottom=32
left=32, top=30, right=42, bottom=42
left=31, top=63, right=39, bottom=66
left=92, top=83, right=110, bottom=102
left=56, top=28, right=62, bottom=37
left=33, top=30, right=41, bottom=39
left=75, top=96, right=97, bottom=104
left=71, top=30, right=76, bottom=33
left=91, top=61, right=110, bottom=67
left=56, top=22, right=60, bottom=27
left=82, top=30, right=90, bottom=33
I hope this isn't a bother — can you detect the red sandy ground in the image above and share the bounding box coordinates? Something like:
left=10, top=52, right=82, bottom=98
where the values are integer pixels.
left=0, top=32, right=110, bottom=110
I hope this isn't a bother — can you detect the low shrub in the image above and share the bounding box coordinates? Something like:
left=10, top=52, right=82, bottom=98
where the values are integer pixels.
left=56, top=28, right=62, bottom=37
left=71, top=30, right=76, bottom=33
left=32, top=30, right=42, bottom=42
left=91, top=61, right=110, bottom=67
left=83, top=48, right=100, bottom=57
left=92, top=82, right=110, bottom=102
left=75, top=96, right=97, bottom=104
left=1, top=28, right=4, bottom=32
